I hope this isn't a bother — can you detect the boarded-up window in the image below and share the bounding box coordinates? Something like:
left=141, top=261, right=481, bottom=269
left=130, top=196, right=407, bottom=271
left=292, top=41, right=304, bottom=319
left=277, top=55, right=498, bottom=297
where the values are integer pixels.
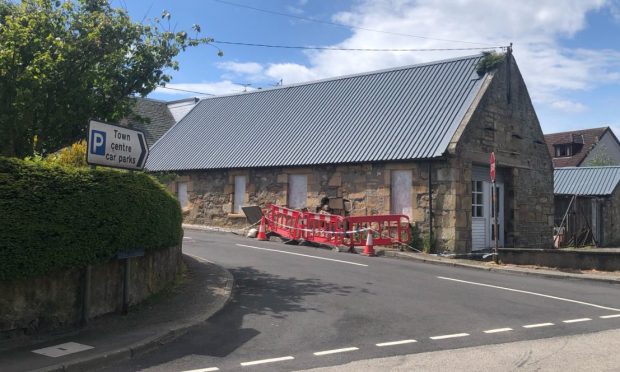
left=177, top=182, right=189, bottom=208
left=233, top=175, right=246, bottom=213
left=288, top=174, right=308, bottom=209
left=391, top=170, right=412, bottom=218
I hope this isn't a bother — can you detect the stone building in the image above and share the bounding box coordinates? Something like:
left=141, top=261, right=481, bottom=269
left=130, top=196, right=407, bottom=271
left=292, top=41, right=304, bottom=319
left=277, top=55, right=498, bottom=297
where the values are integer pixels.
left=146, top=53, right=554, bottom=253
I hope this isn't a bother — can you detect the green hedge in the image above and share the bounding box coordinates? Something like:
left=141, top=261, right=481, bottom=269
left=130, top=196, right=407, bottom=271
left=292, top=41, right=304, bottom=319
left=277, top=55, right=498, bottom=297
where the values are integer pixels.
left=0, top=157, right=183, bottom=281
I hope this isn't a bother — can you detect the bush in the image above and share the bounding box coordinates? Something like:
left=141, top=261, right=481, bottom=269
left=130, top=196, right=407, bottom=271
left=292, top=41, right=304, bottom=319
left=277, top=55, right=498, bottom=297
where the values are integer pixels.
left=0, top=157, right=183, bottom=281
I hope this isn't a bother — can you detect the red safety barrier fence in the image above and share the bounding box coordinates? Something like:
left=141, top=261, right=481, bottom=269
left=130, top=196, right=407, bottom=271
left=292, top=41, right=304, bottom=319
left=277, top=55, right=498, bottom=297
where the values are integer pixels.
left=346, top=214, right=411, bottom=247
left=266, top=204, right=304, bottom=240
left=302, top=211, right=346, bottom=246
left=264, top=204, right=411, bottom=249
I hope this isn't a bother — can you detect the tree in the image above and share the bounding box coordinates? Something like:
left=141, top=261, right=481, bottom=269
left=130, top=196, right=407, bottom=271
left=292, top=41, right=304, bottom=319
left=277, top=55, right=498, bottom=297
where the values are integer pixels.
left=0, top=0, right=214, bottom=157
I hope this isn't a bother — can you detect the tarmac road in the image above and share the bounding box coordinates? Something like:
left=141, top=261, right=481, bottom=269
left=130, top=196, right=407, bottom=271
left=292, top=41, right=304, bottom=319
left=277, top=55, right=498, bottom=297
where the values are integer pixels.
left=105, top=230, right=620, bottom=372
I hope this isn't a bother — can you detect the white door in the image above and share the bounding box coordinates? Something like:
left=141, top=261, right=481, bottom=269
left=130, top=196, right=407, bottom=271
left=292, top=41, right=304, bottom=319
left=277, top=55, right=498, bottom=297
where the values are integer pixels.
left=471, top=180, right=504, bottom=250
left=471, top=180, right=486, bottom=250
left=391, top=170, right=412, bottom=218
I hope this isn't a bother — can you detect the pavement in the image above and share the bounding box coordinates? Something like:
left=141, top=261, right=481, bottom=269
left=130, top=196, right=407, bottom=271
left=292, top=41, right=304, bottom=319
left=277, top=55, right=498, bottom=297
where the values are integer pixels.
left=0, top=254, right=234, bottom=372
left=1, top=225, right=618, bottom=372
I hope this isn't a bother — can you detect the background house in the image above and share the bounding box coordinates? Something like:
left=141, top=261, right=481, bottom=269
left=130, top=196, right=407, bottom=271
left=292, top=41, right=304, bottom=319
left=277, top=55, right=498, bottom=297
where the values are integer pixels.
left=146, top=53, right=554, bottom=253
left=121, top=97, right=200, bottom=147
left=554, top=166, right=620, bottom=247
left=544, top=127, right=620, bottom=168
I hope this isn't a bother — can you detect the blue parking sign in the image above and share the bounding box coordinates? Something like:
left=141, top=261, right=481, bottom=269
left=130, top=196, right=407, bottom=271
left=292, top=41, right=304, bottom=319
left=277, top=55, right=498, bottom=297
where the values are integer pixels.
left=90, top=130, right=106, bottom=155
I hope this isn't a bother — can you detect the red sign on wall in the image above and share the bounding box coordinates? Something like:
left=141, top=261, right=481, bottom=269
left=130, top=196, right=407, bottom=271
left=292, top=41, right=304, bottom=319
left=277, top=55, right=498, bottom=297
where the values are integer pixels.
left=490, top=152, right=496, bottom=182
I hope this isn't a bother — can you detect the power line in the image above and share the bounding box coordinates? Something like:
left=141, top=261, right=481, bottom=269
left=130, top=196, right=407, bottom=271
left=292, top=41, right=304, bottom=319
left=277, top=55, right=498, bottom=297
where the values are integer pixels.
left=157, top=85, right=215, bottom=96
left=212, top=0, right=498, bottom=47
left=213, top=40, right=506, bottom=52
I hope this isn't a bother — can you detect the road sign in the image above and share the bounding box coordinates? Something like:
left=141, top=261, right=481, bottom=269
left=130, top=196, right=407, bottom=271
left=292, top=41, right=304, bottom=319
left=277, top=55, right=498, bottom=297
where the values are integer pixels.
left=87, top=120, right=149, bottom=170
left=490, top=151, right=496, bottom=182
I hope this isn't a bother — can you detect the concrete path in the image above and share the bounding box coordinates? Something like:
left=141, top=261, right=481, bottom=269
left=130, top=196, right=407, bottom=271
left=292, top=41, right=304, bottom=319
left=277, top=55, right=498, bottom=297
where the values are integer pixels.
left=298, top=328, right=620, bottom=372
left=0, top=255, right=233, bottom=372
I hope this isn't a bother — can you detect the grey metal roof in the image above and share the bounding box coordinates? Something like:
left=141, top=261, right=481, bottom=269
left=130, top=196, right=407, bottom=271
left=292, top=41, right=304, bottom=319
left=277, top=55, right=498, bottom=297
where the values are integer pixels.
left=146, top=54, right=486, bottom=171
left=554, top=166, right=620, bottom=196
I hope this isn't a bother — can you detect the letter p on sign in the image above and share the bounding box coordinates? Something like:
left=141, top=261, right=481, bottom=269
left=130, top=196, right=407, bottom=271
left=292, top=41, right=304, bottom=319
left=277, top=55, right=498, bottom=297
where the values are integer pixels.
left=90, top=130, right=106, bottom=155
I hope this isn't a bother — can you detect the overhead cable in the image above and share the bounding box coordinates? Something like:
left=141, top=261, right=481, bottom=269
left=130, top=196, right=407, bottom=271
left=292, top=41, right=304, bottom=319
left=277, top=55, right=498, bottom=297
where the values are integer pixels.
left=157, top=85, right=216, bottom=96
left=212, top=0, right=499, bottom=47
left=213, top=40, right=506, bottom=52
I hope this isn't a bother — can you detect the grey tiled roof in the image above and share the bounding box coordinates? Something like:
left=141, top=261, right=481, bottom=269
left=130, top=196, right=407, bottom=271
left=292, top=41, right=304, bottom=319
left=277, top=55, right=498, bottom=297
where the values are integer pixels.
left=146, top=54, right=486, bottom=171
left=125, top=98, right=177, bottom=147
left=554, top=166, right=620, bottom=196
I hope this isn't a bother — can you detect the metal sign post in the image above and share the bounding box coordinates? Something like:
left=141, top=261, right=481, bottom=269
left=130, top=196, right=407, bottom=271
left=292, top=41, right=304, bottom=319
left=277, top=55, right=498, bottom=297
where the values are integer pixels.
left=490, top=152, right=498, bottom=263
left=86, top=120, right=149, bottom=170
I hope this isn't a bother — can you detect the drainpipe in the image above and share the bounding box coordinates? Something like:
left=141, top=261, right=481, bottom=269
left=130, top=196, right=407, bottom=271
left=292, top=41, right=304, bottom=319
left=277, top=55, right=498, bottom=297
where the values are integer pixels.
left=428, top=161, right=433, bottom=251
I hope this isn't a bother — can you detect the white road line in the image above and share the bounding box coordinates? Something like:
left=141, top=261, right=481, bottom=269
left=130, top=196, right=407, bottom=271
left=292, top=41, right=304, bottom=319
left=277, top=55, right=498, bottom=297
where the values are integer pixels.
left=430, top=333, right=469, bottom=340
left=484, top=327, right=513, bottom=334
left=601, top=314, right=620, bottom=319
left=314, top=347, right=359, bottom=356
left=236, top=244, right=369, bottom=267
left=563, top=318, right=592, bottom=323
left=240, top=356, right=294, bottom=366
left=523, top=322, right=554, bottom=328
left=182, top=368, right=220, bottom=372
left=376, top=339, right=418, bottom=347
left=437, top=276, right=620, bottom=312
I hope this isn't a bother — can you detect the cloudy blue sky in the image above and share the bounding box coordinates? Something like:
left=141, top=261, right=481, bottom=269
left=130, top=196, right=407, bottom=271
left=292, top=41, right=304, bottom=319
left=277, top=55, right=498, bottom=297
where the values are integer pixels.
left=113, top=0, right=620, bottom=135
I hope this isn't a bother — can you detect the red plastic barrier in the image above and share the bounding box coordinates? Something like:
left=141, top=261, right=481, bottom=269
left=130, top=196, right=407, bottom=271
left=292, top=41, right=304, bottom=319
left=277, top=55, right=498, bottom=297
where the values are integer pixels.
left=266, top=205, right=303, bottom=240
left=302, top=211, right=346, bottom=246
left=347, top=214, right=411, bottom=247
left=263, top=204, right=411, bottom=249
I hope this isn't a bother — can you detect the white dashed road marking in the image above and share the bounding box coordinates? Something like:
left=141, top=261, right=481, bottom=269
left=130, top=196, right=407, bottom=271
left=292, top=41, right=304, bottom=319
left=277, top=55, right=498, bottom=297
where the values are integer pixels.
left=236, top=244, right=369, bottom=267
left=314, top=347, right=359, bottom=356
left=601, top=314, right=620, bottom=319
left=430, top=333, right=469, bottom=340
left=178, top=313, right=618, bottom=371
left=484, top=328, right=513, bottom=334
left=32, top=342, right=94, bottom=358
left=563, top=318, right=592, bottom=323
left=437, top=276, right=620, bottom=312
left=240, top=356, right=294, bottom=366
left=376, top=339, right=418, bottom=347
left=523, top=323, right=554, bottom=328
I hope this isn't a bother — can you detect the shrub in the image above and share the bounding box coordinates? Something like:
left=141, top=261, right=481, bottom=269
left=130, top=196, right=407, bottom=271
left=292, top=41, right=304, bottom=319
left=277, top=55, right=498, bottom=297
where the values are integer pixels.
left=0, top=157, right=183, bottom=281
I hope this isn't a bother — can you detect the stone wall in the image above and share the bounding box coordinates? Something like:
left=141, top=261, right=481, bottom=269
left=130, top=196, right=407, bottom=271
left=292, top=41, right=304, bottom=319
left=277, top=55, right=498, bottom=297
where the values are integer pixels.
left=499, top=248, right=620, bottom=271
left=447, top=53, right=554, bottom=251
left=0, top=245, right=182, bottom=338
left=175, top=160, right=459, bottom=249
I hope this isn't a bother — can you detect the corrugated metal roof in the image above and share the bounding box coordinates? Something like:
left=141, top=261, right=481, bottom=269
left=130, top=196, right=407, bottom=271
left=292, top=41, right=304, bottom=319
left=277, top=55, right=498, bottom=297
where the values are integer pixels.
left=146, top=54, right=486, bottom=171
left=554, top=166, right=620, bottom=196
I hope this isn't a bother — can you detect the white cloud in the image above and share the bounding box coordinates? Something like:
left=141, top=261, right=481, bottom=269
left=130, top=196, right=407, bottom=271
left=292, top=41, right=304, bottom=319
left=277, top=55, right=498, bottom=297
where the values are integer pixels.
left=154, top=81, right=252, bottom=97
left=550, top=99, right=588, bottom=113
left=175, top=0, right=620, bottom=118
left=216, top=61, right=264, bottom=75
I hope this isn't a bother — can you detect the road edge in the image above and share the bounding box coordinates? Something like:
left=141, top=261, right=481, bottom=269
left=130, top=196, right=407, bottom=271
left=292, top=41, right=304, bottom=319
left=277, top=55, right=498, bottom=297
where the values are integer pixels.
left=36, top=254, right=235, bottom=372
left=382, top=250, right=620, bottom=285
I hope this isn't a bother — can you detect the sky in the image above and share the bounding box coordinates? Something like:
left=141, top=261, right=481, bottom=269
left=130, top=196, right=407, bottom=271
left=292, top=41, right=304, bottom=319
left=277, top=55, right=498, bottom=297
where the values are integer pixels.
left=112, top=0, right=620, bottom=135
